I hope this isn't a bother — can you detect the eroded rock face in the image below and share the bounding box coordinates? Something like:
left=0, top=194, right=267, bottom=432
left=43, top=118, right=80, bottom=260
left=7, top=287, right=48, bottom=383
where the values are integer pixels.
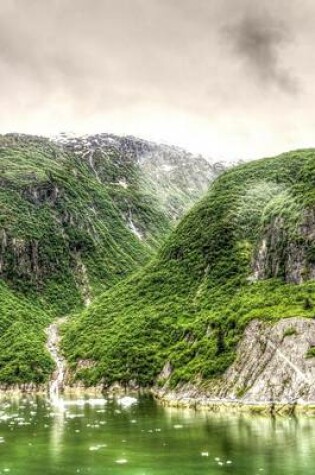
left=155, top=318, right=315, bottom=406
left=0, top=236, right=41, bottom=279
left=219, top=318, right=315, bottom=402
left=252, top=209, right=315, bottom=284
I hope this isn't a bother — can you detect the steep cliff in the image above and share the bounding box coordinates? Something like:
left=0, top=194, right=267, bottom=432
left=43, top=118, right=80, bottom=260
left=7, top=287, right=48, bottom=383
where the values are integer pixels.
left=156, top=317, right=315, bottom=407
left=63, top=149, right=315, bottom=402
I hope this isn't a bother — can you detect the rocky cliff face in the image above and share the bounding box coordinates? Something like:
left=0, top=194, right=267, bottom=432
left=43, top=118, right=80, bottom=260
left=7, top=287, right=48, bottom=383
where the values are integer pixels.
left=217, top=317, right=315, bottom=403
left=252, top=209, right=315, bottom=284
left=155, top=318, right=315, bottom=407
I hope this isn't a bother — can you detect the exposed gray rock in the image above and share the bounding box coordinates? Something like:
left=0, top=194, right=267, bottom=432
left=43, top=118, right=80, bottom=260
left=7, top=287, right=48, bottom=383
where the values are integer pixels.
left=252, top=208, right=315, bottom=284
left=155, top=317, right=315, bottom=408
left=158, top=361, right=173, bottom=380
left=220, top=317, right=315, bottom=403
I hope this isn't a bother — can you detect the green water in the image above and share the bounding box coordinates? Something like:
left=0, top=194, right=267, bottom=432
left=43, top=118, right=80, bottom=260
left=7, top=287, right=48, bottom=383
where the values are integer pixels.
left=0, top=394, right=314, bottom=474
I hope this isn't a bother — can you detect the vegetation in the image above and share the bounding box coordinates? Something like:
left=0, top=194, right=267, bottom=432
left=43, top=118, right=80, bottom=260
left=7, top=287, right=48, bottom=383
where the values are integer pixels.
left=283, top=327, right=297, bottom=338
left=0, top=281, right=53, bottom=384
left=306, top=347, right=315, bottom=358
left=62, top=149, right=315, bottom=388
left=0, top=133, right=188, bottom=384
left=0, top=134, right=173, bottom=314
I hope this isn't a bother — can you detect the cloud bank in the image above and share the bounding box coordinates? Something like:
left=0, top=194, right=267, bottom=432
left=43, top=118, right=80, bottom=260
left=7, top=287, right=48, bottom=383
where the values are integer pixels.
left=0, top=0, right=314, bottom=160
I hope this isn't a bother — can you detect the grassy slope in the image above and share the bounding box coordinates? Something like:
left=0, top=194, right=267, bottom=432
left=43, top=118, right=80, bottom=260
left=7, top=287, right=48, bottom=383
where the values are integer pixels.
left=0, top=134, right=170, bottom=313
left=0, top=281, right=53, bottom=385
left=0, top=134, right=171, bottom=383
left=63, top=149, right=315, bottom=387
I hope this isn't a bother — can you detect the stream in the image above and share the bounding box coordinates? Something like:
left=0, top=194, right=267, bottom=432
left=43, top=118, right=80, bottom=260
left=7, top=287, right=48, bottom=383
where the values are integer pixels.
left=46, top=319, right=67, bottom=399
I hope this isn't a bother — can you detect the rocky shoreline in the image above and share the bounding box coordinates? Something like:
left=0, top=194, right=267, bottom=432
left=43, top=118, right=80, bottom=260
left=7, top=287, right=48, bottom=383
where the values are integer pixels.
left=0, top=383, right=314, bottom=416
left=152, top=388, right=315, bottom=415
left=1, top=315, right=314, bottom=415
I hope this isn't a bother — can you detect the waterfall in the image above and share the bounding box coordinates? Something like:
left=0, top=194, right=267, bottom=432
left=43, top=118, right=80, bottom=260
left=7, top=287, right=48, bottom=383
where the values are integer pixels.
left=46, top=320, right=67, bottom=403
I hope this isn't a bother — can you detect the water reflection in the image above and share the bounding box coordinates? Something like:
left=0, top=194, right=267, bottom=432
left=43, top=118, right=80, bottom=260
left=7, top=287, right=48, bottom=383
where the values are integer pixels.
left=0, top=394, right=314, bottom=475
left=49, top=397, right=66, bottom=458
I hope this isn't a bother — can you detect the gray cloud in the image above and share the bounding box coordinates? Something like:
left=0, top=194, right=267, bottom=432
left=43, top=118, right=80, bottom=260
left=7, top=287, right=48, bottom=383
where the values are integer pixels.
left=224, top=12, right=298, bottom=93
left=0, top=0, right=314, bottom=160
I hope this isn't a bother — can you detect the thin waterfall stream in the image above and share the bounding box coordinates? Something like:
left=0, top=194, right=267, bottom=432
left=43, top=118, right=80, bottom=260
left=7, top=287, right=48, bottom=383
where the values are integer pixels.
left=46, top=318, right=67, bottom=400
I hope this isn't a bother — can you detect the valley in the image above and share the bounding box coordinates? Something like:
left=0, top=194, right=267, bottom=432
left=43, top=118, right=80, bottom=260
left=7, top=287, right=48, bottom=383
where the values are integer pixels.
left=0, top=135, right=314, bottom=410
left=0, top=133, right=222, bottom=388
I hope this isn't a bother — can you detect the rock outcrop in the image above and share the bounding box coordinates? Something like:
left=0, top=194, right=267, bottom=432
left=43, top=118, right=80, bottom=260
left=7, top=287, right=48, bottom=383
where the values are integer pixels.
left=252, top=209, right=315, bottom=284
left=219, top=317, right=315, bottom=402
left=155, top=318, right=315, bottom=408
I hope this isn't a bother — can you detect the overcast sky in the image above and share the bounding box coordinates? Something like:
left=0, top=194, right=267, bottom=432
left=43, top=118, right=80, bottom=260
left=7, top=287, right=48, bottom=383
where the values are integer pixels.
left=1, top=0, right=315, bottom=160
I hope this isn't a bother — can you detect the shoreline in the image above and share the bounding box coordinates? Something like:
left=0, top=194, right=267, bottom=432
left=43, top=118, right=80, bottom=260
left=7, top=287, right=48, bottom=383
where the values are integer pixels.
left=0, top=384, right=315, bottom=415
left=152, top=389, right=315, bottom=415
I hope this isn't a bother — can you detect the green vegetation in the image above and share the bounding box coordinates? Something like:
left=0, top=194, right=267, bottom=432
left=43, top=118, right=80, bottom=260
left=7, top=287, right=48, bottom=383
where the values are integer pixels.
left=63, top=149, right=315, bottom=388
left=0, top=281, right=53, bottom=384
left=0, top=133, right=181, bottom=384
left=306, top=347, right=315, bottom=358
left=0, top=134, right=172, bottom=314
left=283, top=327, right=297, bottom=338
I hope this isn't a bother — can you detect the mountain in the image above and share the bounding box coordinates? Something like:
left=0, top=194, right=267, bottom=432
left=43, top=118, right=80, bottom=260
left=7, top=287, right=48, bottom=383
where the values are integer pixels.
left=63, top=149, right=315, bottom=403
left=56, top=132, right=224, bottom=221
left=0, top=132, right=221, bottom=385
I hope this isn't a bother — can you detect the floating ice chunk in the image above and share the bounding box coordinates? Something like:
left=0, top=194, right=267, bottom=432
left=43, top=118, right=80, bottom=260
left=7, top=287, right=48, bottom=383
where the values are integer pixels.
left=66, top=414, right=84, bottom=419
left=117, top=396, right=137, bottom=408
left=116, top=459, right=128, bottom=464
left=173, top=424, right=183, bottom=429
left=89, top=444, right=107, bottom=451
left=61, top=399, right=85, bottom=407
left=201, top=452, right=209, bottom=457
left=60, top=398, right=107, bottom=408
left=85, top=399, right=107, bottom=406
left=0, top=415, right=12, bottom=422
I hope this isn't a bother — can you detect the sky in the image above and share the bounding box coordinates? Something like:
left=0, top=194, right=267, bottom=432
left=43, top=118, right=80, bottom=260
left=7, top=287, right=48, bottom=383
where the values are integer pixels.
left=0, top=0, right=315, bottom=161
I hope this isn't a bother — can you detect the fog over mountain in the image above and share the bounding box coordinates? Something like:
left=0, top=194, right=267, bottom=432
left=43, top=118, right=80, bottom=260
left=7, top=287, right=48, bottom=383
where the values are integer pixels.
left=1, top=0, right=315, bottom=160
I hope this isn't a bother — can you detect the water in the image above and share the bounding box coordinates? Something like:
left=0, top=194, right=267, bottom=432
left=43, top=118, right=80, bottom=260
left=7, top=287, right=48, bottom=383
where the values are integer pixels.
left=0, top=394, right=314, bottom=474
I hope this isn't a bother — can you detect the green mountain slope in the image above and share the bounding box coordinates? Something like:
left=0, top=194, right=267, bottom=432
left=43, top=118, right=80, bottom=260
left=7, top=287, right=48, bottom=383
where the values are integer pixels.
left=0, top=133, right=219, bottom=385
left=57, top=133, right=223, bottom=221
left=0, top=281, right=53, bottom=385
left=63, top=149, right=315, bottom=388
left=0, top=134, right=161, bottom=314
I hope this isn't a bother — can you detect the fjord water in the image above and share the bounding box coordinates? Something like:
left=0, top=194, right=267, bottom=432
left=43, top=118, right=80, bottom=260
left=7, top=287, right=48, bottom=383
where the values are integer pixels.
left=0, top=395, right=314, bottom=475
